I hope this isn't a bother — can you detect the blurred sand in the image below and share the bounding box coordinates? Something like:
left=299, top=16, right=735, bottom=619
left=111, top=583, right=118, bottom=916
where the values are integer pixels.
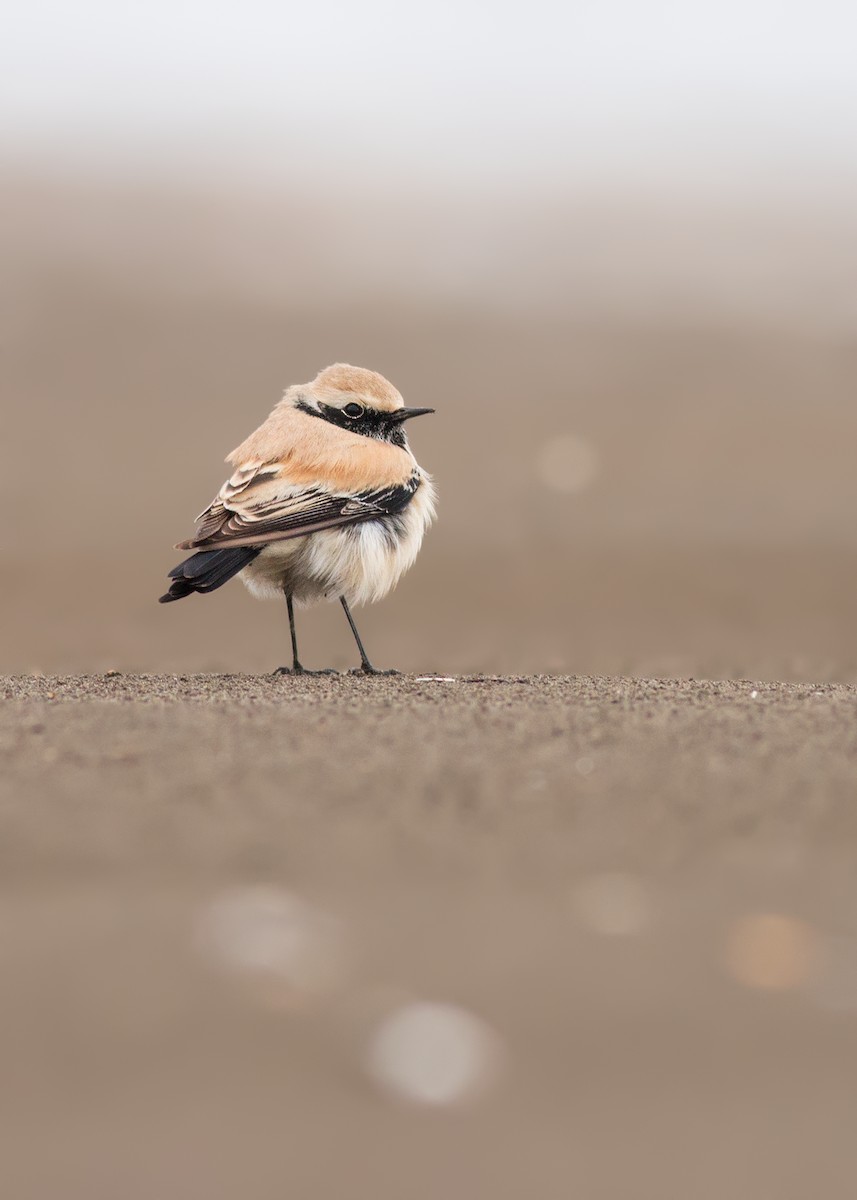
left=3, top=672, right=857, bottom=1199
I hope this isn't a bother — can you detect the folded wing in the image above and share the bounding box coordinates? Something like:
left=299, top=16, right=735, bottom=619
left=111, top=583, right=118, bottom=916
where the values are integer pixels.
left=178, top=461, right=420, bottom=551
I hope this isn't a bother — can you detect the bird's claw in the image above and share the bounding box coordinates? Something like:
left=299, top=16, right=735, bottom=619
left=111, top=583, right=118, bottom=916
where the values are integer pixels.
left=273, top=665, right=338, bottom=676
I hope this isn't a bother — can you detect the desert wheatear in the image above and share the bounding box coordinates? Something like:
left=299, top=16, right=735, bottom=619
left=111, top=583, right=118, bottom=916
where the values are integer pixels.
left=160, top=364, right=435, bottom=674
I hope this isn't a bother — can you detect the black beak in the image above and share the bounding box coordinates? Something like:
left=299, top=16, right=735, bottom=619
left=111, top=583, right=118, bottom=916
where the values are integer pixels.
left=388, top=406, right=435, bottom=424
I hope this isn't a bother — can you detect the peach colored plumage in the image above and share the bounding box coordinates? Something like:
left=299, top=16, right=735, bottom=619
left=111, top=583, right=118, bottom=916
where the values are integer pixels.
left=160, top=364, right=436, bottom=674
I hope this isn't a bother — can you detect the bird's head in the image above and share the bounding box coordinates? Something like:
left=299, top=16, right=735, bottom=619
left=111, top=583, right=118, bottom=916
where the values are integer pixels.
left=293, top=364, right=434, bottom=445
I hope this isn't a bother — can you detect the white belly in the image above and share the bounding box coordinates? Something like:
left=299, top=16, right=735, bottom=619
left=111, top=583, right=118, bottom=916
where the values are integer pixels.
left=239, top=475, right=435, bottom=607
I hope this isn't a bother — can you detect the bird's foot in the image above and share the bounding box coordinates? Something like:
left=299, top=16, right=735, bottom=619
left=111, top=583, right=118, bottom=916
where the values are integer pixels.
left=273, top=664, right=338, bottom=676
left=348, top=663, right=400, bottom=676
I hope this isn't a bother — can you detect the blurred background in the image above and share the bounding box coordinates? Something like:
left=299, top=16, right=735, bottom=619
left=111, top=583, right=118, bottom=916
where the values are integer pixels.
left=6, top=6, right=857, bottom=1198
left=4, top=0, right=857, bottom=679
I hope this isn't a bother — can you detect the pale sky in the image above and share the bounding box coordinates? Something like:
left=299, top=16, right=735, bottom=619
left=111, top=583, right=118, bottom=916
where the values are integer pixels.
left=3, top=0, right=857, bottom=188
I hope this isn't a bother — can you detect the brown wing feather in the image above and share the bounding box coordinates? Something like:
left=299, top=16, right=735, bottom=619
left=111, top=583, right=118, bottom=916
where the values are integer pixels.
left=178, top=462, right=419, bottom=551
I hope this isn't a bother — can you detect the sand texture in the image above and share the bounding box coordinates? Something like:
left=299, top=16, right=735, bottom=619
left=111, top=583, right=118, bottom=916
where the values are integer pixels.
left=3, top=672, right=857, bottom=1199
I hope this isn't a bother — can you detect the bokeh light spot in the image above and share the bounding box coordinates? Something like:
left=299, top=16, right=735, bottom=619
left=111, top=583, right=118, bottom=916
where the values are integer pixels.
left=195, top=885, right=344, bottom=1001
left=536, top=434, right=599, bottom=494
left=365, top=1001, right=502, bottom=1107
left=723, top=913, right=816, bottom=991
left=573, top=873, right=651, bottom=936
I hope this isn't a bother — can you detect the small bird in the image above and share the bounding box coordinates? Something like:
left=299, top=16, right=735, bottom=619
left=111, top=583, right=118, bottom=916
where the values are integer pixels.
left=160, top=364, right=436, bottom=674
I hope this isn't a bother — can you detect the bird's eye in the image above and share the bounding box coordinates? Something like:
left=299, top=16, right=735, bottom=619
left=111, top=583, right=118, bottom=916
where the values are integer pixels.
left=342, top=402, right=365, bottom=419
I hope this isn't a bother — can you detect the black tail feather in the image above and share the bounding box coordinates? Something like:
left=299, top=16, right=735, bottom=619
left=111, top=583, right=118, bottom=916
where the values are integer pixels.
left=159, top=546, right=261, bottom=603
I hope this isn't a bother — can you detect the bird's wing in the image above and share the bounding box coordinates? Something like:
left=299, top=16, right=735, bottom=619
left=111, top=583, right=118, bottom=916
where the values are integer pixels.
left=177, top=461, right=420, bottom=550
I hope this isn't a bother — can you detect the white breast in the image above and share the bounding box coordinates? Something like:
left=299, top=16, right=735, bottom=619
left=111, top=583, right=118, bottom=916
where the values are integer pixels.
left=240, top=473, right=436, bottom=607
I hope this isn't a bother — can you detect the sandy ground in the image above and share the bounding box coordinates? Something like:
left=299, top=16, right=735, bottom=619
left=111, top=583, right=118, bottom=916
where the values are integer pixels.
left=4, top=672, right=857, bottom=1199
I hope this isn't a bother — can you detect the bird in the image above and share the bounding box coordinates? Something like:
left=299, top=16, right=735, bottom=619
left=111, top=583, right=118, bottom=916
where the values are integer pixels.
left=159, top=364, right=436, bottom=675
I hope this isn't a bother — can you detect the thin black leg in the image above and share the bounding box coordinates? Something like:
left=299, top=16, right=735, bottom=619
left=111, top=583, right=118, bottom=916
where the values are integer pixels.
left=340, top=596, right=399, bottom=675
left=287, top=592, right=300, bottom=669
left=273, top=591, right=336, bottom=675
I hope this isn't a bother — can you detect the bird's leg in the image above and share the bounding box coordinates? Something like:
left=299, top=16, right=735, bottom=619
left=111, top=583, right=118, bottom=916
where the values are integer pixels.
left=273, top=591, right=336, bottom=675
left=286, top=591, right=301, bottom=669
left=340, top=596, right=399, bottom=676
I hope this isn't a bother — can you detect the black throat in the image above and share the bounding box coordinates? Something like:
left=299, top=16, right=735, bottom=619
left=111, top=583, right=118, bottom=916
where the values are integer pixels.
left=296, top=399, right=408, bottom=447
